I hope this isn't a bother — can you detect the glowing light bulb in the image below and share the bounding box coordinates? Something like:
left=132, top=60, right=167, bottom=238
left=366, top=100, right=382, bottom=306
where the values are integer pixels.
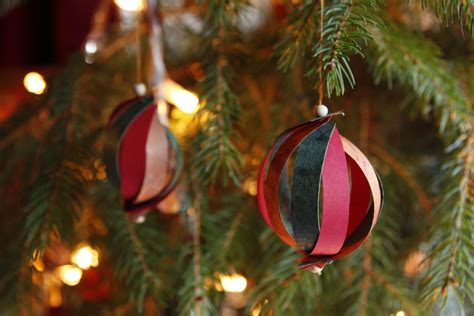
left=243, top=179, right=257, bottom=196
left=163, top=79, right=200, bottom=114
left=395, top=311, right=405, bottom=316
left=57, top=265, right=82, bottom=286
left=71, top=244, right=99, bottom=270
left=114, top=0, right=144, bottom=12
left=218, top=273, right=248, bottom=293
left=85, top=41, right=98, bottom=54
left=23, top=72, right=47, bottom=95
left=134, top=215, right=146, bottom=224
left=49, top=286, right=62, bottom=307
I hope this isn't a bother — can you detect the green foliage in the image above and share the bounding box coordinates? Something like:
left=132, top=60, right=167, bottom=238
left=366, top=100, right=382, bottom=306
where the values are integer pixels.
left=276, top=0, right=381, bottom=98
left=310, top=0, right=381, bottom=97
left=21, top=61, right=96, bottom=258
left=421, top=0, right=474, bottom=36
left=194, top=62, right=243, bottom=186
left=368, top=20, right=473, bottom=310
left=106, top=208, right=164, bottom=313
left=193, top=0, right=248, bottom=186
left=276, top=0, right=319, bottom=72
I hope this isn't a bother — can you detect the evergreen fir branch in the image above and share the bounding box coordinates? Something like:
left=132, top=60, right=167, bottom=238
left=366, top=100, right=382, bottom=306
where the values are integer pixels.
left=193, top=1, right=247, bottom=186
left=368, top=22, right=470, bottom=118
left=110, top=211, right=163, bottom=313
left=421, top=0, right=474, bottom=36
left=275, top=0, right=319, bottom=72
left=420, top=132, right=473, bottom=307
left=177, top=192, right=217, bottom=316
left=21, top=62, right=95, bottom=258
left=308, top=0, right=381, bottom=97
left=194, top=59, right=243, bottom=185
left=368, top=21, right=473, bottom=309
left=248, top=230, right=320, bottom=315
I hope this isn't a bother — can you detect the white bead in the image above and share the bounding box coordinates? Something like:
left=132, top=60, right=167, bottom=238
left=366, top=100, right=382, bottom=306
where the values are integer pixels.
left=316, top=104, right=329, bottom=117
left=310, top=266, right=324, bottom=275
left=134, top=215, right=146, bottom=224
left=134, top=83, right=147, bottom=96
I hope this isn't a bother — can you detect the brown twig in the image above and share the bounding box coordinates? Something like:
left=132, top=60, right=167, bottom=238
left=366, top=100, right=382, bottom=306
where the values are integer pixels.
left=440, top=132, right=473, bottom=296
left=124, top=218, right=161, bottom=288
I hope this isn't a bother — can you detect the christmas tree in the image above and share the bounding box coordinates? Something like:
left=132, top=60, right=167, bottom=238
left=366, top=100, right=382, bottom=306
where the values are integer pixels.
left=0, top=0, right=472, bottom=315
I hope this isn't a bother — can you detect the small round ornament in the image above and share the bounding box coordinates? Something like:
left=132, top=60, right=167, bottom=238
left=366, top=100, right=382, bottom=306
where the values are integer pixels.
left=257, top=114, right=383, bottom=270
left=104, top=95, right=183, bottom=215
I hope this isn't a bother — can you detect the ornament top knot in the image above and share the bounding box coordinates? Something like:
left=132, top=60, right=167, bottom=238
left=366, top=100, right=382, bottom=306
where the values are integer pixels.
left=257, top=115, right=383, bottom=270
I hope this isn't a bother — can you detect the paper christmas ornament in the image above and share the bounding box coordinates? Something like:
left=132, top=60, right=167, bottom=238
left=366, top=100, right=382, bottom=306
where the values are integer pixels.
left=104, top=96, right=183, bottom=214
left=257, top=115, right=383, bottom=270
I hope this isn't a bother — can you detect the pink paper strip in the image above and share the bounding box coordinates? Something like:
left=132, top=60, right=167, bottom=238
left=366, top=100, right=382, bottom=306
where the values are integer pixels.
left=310, top=128, right=350, bottom=255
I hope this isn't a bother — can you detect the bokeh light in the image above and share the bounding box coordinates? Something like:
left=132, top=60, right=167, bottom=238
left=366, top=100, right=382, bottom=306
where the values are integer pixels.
left=23, top=72, right=47, bottom=95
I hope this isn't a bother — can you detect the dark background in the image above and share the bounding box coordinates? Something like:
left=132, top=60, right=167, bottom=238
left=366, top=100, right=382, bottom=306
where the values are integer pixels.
left=0, top=0, right=99, bottom=66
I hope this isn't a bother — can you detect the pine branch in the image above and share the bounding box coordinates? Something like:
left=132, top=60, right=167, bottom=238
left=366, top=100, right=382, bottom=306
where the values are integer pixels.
left=421, top=0, right=474, bottom=36
left=307, top=0, right=381, bottom=97
left=368, top=21, right=473, bottom=308
left=193, top=1, right=247, bottom=186
left=275, top=0, right=319, bottom=71
left=22, top=62, right=94, bottom=258
left=112, top=212, right=163, bottom=313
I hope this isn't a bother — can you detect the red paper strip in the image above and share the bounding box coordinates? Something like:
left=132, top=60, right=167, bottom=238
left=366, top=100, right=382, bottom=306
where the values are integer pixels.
left=119, top=104, right=155, bottom=201
left=134, top=109, right=169, bottom=203
left=310, top=128, right=350, bottom=255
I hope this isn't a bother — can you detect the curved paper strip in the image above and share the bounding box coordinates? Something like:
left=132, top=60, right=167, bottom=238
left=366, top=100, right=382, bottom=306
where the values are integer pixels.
left=299, top=137, right=383, bottom=267
left=134, top=110, right=169, bottom=203
left=346, top=157, right=371, bottom=236
left=257, top=119, right=327, bottom=229
left=290, top=122, right=334, bottom=251
left=119, top=104, right=155, bottom=201
left=108, top=96, right=154, bottom=128
left=310, top=128, right=350, bottom=255
left=124, top=128, right=183, bottom=213
left=105, top=97, right=154, bottom=187
left=260, top=117, right=331, bottom=247
left=341, top=137, right=382, bottom=231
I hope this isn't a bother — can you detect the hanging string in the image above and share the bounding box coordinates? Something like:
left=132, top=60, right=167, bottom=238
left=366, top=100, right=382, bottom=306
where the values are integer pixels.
left=318, top=0, right=325, bottom=106
left=134, top=8, right=143, bottom=84
left=146, top=0, right=169, bottom=125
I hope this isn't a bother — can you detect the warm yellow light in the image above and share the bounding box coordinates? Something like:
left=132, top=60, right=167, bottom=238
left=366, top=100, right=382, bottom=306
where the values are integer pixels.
left=57, top=265, right=82, bottom=286
left=251, top=305, right=262, bottom=316
left=163, top=79, right=200, bottom=114
left=30, top=258, right=45, bottom=272
left=395, top=311, right=406, bottom=316
left=23, top=72, right=46, bottom=95
left=218, top=273, right=247, bottom=293
left=243, top=179, right=258, bottom=196
left=114, top=0, right=144, bottom=12
left=71, top=245, right=99, bottom=270
left=49, top=286, right=62, bottom=307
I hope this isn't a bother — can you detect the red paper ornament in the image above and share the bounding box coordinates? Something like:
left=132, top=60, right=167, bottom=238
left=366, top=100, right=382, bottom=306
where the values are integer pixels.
left=105, top=96, right=183, bottom=215
left=257, top=115, right=383, bottom=270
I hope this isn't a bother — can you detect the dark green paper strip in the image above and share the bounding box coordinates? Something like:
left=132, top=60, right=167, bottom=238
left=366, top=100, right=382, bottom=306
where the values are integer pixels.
left=288, top=122, right=334, bottom=252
